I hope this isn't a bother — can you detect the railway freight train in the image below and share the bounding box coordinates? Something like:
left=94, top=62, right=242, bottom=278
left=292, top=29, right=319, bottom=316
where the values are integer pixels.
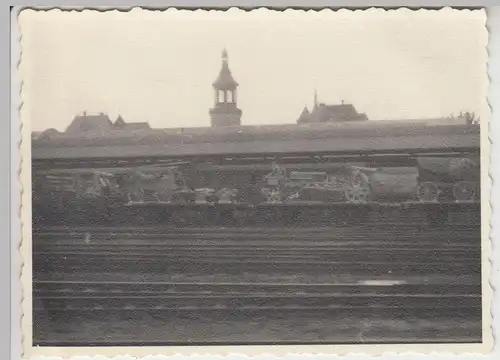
left=32, top=155, right=480, bottom=211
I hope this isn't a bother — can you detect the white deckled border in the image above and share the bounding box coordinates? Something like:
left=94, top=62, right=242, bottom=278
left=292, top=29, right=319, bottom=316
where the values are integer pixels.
left=15, top=6, right=493, bottom=359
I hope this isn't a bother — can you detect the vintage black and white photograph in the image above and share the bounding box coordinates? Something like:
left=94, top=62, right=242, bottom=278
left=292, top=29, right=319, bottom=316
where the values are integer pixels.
left=19, top=7, right=491, bottom=357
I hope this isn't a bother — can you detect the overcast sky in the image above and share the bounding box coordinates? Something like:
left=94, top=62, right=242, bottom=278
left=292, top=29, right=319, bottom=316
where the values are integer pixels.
left=20, top=8, right=488, bottom=132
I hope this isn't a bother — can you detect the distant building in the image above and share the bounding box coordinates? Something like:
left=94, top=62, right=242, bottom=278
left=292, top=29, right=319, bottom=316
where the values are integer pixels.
left=65, top=112, right=114, bottom=135
left=209, top=49, right=243, bottom=127
left=64, top=112, right=150, bottom=135
left=297, top=91, right=368, bottom=124
left=113, top=115, right=150, bottom=130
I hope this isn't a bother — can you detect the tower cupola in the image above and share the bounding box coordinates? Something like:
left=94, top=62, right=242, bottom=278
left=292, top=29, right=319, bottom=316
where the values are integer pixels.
left=209, top=49, right=242, bottom=127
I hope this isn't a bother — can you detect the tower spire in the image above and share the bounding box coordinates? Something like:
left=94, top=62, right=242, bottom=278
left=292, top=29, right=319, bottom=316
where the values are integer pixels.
left=314, top=89, right=318, bottom=108
left=209, top=49, right=242, bottom=127
left=212, top=49, right=238, bottom=89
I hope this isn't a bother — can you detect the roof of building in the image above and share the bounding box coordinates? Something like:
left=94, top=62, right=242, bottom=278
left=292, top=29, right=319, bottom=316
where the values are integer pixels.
left=299, top=102, right=368, bottom=123
left=113, top=115, right=151, bottom=130
left=32, top=119, right=480, bottom=160
left=65, top=113, right=114, bottom=134
left=297, top=107, right=311, bottom=123
left=323, top=103, right=367, bottom=120
left=114, top=115, right=126, bottom=126
left=212, top=50, right=238, bottom=89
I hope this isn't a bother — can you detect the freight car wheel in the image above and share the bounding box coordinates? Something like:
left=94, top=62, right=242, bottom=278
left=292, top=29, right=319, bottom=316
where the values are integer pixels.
left=453, top=181, right=476, bottom=202
left=344, top=178, right=371, bottom=204
left=345, top=185, right=370, bottom=204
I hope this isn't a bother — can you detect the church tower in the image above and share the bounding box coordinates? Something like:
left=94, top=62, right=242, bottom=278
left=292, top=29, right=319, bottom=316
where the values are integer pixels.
left=209, top=49, right=242, bottom=127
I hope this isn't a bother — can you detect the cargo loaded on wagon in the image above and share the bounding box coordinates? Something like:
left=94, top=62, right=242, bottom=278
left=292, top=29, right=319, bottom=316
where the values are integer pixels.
left=32, top=155, right=480, bottom=212
left=416, top=156, right=480, bottom=203
left=31, top=164, right=239, bottom=209
left=259, top=157, right=480, bottom=205
left=32, top=165, right=197, bottom=206
left=260, top=163, right=413, bottom=204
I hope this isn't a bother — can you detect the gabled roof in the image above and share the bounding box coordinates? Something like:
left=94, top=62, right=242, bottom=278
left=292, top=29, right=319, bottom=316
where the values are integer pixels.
left=323, top=103, right=357, bottom=116
left=212, top=50, right=238, bottom=89
left=66, top=113, right=114, bottom=134
left=297, top=106, right=311, bottom=123
left=114, top=115, right=126, bottom=127
left=305, top=103, right=369, bottom=123
left=113, top=115, right=151, bottom=130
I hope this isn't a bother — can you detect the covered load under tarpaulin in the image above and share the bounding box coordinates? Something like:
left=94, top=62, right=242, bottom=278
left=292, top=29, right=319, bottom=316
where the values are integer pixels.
left=417, top=156, right=480, bottom=182
left=369, top=167, right=419, bottom=200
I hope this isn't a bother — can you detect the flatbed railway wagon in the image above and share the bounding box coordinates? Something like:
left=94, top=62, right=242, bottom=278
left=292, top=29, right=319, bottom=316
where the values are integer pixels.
left=31, top=165, right=201, bottom=224
left=259, top=163, right=419, bottom=204
left=416, top=156, right=480, bottom=203
left=258, top=156, right=480, bottom=205
left=33, top=165, right=199, bottom=203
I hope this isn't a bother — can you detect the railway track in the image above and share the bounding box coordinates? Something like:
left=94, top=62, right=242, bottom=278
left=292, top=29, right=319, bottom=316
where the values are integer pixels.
left=33, top=279, right=480, bottom=295
left=33, top=278, right=482, bottom=346
left=33, top=201, right=481, bottom=228
left=34, top=225, right=480, bottom=246
left=33, top=224, right=481, bottom=275
left=32, top=223, right=482, bottom=345
left=33, top=280, right=480, bottom=317
left=33, top=224, right=481, bottom=317
left=33, top=222, right=480, bottom=234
